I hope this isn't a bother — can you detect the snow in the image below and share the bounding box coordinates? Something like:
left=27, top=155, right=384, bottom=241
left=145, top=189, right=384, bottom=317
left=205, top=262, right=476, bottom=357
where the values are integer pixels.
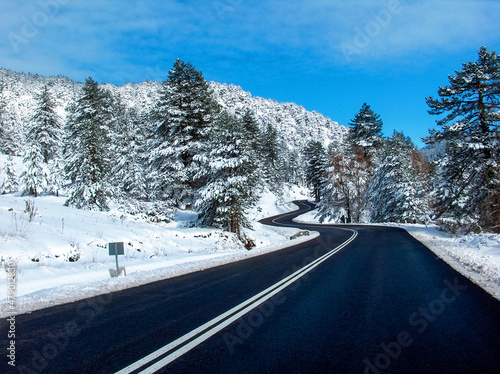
left=295, top=209, right=500, bottom=302
left=0, top=174, right=315, bottom=317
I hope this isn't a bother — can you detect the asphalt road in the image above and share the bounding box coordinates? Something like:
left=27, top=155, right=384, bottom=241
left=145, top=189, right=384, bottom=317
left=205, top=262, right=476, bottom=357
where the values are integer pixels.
left=2, top=201, right=500, bottom=373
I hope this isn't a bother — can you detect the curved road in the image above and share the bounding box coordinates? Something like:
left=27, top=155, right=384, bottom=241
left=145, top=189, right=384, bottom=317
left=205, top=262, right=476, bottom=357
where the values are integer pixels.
left=2, top=201, right=500, bottom=373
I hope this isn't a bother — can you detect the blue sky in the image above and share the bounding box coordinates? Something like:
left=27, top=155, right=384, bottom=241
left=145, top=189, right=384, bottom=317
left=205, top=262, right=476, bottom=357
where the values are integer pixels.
left=1, top=0, right=500, bottom=148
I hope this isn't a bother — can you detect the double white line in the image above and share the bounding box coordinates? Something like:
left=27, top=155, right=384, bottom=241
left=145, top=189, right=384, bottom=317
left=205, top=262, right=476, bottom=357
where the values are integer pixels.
left=116, top=220, right=357, bottom=374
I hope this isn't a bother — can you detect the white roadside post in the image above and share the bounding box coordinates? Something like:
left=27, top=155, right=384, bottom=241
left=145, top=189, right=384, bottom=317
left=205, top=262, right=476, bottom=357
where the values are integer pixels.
left=109, top=242, right=125, bottom=277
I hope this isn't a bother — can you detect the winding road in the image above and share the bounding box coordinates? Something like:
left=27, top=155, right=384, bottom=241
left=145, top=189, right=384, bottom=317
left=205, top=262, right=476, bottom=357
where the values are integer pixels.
left=2, top=201, right=500, bottom=373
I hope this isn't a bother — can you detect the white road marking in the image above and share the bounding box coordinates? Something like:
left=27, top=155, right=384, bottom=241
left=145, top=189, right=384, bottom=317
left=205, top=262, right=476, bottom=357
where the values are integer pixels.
left=115, top=202, right=357, bottom=374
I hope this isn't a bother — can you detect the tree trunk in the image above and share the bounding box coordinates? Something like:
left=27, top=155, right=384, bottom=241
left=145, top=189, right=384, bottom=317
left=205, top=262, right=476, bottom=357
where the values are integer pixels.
left=230, top=212, right=241, bottom=239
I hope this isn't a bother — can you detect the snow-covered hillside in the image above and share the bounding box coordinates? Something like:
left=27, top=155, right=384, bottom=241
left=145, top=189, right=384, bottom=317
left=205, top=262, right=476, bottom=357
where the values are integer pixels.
left=210, top=82, right=346, bottom=151
left=0, top=68, right=346, bottom=156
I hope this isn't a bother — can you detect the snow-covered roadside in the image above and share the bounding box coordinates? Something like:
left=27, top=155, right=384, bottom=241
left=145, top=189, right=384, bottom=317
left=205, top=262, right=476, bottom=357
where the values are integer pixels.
left=294, top=209, right=500, bottom=302
left=0, top=181, right=317, bottom=318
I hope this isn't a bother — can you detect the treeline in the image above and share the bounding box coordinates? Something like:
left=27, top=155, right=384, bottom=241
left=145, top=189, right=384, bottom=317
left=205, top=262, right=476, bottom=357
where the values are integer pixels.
left=306, top=46, right=500, bottom=233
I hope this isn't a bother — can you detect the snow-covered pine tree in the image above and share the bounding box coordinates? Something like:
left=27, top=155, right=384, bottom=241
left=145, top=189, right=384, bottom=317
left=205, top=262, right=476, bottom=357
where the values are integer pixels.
left=0, top=81, right=21, bottom=156
left=196, top=111, right=260, bottom=238
left=64, top=77, right=115, bottom=211
left=21, top=85, right=61, bottom=197
left=30, top=85, right=61, bottom=164
left=348, top=103, right=384, bottom=158
left=241, top=109, right=263, bottom=160
left=369, top=132, right=431, bottom=223
left=283, top=148, right=305, bottom=186
left=112, top=105, right=148, bottom=200
left=304, top=140, right=328, bottom=202
left=22, top=141, right=47, bottom=197
left=0, top=76, right=25, bottom=156
left=261, top=121, right=283, bottom=191
left=47, top=157, right=64, bottom=197
left=241, top=109, right=266, bottom=183
left=0, top=80, right=5, bottom=152
left=150, top=59, right=220, bottom=206
left=0, top=122, right=22, bottom=156
left=1, top=155, right=19, bottom=194
left=425, top=46, right=500, bottom=232
left=380, top=130, right=414, bottom=159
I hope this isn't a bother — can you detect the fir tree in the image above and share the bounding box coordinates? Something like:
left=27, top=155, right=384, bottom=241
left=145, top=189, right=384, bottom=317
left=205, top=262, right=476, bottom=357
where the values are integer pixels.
left=240, top=109, right=266, bottom=184
left=381, top=130, right=415, bottom=159
left=425, top=46, right=500, bottom=232
left=22, top=142, right=47, bottom=197
left=0, top=80, right=5, bottom=152
left=150, top=59, right=220, bottom=206
left=64, top=77, right=114, bottom=211
left=112, top=105, right=148, bottom=200
left=47, top=157, right=64, bottom=197
left=30, top=85, right=61, bottom=163
left=0, top=81, right=21, bottom=156
left=0, top=121, right=22, bottom=156
left=241, top=109, right=263, bottom=160
left=196, top=111, right=260, bottom=238
left=304, top=140, right=328, bottom=202
left=284, top=148, right=304, bottom=186
left=348, top=103, right=384, bottom=157
left=369, top=131, right=431, bottom=223
left=22, top=85, right=61, bottom=197
left=261, top=121, right=283, bottom=190
left=369, top=149, right=431, bottom=223
left=1, top=155, right=19, bottom=194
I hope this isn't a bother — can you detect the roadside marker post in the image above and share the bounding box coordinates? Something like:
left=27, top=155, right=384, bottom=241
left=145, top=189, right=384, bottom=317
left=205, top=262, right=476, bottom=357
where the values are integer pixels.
left=109, top=242, right=125, bottom=277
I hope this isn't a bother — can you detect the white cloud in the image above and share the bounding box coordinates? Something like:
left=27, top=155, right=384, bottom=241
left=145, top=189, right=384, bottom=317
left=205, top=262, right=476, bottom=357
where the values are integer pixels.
left=330, top=0, right=500, bottom=65
left=1, top=0, right=499, bottom=82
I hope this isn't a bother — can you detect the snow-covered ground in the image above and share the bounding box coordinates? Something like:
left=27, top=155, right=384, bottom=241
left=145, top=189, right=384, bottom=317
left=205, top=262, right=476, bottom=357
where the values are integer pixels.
left=1, top=154, right=318, bottom=317
left=295, top=210, right=500, bottom=302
